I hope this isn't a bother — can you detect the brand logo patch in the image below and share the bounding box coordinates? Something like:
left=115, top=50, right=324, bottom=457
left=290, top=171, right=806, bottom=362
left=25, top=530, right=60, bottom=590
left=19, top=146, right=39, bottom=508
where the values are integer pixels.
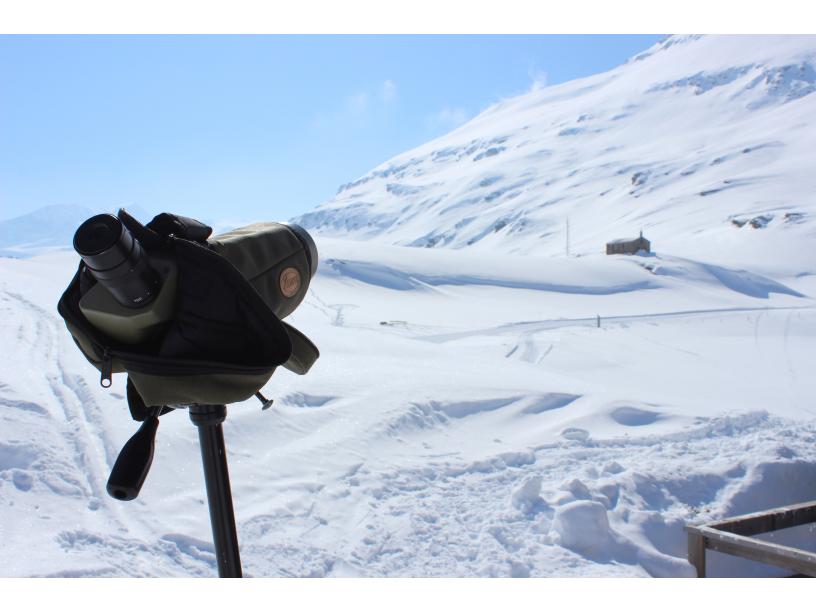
left=280, top=267, right=301, bottom=298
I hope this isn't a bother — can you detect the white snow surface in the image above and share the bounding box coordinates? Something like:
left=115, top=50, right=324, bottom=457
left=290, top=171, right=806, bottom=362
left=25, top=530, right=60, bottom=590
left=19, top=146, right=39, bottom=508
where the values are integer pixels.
left=1, top=240, right=814, bottom=577
left=1, top=35, right=816, bottom=578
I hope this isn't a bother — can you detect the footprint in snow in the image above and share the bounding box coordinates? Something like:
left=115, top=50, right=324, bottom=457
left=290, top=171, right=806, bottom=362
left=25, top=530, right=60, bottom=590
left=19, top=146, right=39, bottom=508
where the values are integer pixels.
left=610, top=406, right=661, bottom=426
left=561, top=428, right=590, bottom=442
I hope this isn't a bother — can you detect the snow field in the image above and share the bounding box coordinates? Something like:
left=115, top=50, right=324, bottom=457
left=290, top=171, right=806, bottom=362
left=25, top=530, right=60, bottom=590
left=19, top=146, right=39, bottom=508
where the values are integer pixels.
left=1, top=239, right=814, bottom=577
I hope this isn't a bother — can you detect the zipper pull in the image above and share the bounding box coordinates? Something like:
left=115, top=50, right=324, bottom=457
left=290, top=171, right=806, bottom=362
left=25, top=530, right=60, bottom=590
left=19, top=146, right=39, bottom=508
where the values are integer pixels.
left=100, top=350, right=113, bottom=388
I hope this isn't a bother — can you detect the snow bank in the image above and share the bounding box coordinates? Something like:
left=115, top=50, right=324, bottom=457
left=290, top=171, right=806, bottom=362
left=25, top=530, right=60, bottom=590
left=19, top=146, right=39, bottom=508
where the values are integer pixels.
left=551, top=501, right=611, bottom=556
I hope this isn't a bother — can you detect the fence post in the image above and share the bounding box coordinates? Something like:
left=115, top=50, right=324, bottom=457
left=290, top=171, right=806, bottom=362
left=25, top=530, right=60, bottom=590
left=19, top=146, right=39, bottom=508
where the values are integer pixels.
left=688, top=530, right=706, bottom=577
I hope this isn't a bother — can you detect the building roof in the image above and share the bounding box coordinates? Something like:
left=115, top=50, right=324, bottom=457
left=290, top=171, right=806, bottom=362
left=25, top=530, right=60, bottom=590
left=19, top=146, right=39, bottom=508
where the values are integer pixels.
left=607, top=236, right=648, bottom=245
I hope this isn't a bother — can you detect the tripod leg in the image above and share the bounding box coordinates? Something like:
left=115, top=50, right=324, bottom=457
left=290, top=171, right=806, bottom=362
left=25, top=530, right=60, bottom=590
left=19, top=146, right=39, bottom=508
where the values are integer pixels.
left=189, top=404, right=242, bottom=578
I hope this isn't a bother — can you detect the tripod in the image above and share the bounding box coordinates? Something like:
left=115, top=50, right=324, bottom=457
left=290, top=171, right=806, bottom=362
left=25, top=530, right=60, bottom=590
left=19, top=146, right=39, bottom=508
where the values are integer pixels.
left=107, top=403, right=244, bottom=577
left=189, top=404, right=242, bottom=578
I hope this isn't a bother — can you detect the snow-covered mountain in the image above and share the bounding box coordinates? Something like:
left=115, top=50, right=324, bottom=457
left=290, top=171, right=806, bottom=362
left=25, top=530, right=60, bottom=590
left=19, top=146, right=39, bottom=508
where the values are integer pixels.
left=295, top=35, right=816, bottom=274
left=0, top=204, right=157, bottom=258
left=0, top=205, right=97, bottom=258
left=0, top=204, right=249, bottom=258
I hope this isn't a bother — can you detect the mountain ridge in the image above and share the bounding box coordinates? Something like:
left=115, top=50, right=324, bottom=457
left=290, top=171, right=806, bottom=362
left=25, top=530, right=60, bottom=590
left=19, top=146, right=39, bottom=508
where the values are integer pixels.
left=294, top=35, right=816, bottom=275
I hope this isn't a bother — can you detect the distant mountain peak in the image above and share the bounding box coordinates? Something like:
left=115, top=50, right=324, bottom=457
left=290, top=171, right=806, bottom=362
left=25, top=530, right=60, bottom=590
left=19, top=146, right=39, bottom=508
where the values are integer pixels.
left=628, top=34, right=704, bottom=63
left=0, top=204, right=153, bottom=258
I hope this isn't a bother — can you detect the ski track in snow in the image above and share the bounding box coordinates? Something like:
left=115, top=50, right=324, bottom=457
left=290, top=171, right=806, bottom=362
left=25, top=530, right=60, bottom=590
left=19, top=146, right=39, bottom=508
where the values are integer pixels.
left=0, top=284, right=223, bottom=576
left=4, top=290, right=116, bottom=500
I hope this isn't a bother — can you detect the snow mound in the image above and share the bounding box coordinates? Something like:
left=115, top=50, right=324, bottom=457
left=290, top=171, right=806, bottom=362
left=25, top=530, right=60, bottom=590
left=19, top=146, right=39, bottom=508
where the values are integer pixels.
left=551, top=500, right=611, bottom=556
left=723, top=460, right=816, bottom=516
left=643, top=257, right=805, bottom=298
left=510, top=474, right=546, bottom=516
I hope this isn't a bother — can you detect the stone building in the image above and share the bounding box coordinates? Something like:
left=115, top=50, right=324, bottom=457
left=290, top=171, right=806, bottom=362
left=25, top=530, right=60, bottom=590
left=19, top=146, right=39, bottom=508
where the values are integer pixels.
left=606, top=231, right=650, bottom=255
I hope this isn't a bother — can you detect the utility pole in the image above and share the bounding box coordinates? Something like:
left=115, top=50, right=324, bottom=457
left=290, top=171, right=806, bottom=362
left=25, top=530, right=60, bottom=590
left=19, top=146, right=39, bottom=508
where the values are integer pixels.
left=565, top=217, right=570, bottom=257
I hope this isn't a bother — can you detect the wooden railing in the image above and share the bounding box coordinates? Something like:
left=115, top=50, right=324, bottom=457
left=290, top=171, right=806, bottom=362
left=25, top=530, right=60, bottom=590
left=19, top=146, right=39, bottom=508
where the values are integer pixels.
left=685, top=501, right=816, bottom=577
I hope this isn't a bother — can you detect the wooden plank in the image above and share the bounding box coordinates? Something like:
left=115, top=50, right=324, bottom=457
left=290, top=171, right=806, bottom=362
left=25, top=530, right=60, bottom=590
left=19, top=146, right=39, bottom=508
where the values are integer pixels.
left=707, top=501, right=816, bottom=537
left=697, top=526, right=816, bottom=577
left=687, top=531, right=706, bottom=577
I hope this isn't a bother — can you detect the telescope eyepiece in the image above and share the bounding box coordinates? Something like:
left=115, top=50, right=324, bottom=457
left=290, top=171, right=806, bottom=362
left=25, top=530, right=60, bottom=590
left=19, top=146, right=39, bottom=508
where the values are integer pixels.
left=73, top=213, right=161, bottom=308
left=73, top=214, right=124, bottom=259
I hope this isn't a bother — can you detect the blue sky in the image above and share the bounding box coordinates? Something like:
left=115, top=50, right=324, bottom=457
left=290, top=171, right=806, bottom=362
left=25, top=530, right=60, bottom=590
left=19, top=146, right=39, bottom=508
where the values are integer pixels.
left=0, top=35, right=663, bottom=223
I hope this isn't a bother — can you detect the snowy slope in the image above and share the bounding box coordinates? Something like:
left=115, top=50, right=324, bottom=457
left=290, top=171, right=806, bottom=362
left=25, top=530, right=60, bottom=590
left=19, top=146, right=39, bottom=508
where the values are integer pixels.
left=1, top=242, right=814, bottom=577
left=295, top=35, right=816, bottom=276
